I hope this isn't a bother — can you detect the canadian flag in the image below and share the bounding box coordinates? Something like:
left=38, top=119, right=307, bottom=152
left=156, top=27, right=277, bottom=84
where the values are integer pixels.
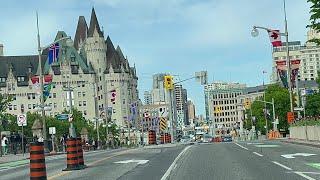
left=268, top=30, right=282, bottom=47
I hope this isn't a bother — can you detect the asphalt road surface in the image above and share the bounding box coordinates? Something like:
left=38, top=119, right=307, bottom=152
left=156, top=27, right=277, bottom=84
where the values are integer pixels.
left=1, top=141, right=320, bottom=180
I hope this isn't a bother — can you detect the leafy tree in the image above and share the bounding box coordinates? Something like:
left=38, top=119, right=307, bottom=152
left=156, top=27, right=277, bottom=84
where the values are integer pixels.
left=249, top=84, right=290, bottom=134
left=307, top=0, right=320, bottom=44
left=0, top=94, right=13, bottom=132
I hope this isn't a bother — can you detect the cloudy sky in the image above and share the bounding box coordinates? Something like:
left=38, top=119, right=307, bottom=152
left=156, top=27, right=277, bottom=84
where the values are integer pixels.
left=0, top=0, right=311, bottom=115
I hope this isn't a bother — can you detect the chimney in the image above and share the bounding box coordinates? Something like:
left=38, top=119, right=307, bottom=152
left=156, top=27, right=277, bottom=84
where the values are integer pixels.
left=0, top=44, right=3, bottom=56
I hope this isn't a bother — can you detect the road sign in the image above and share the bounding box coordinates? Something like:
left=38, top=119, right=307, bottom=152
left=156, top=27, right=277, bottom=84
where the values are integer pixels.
left=159, top=117, right=167, bottom=131
left=294, top=107, right=304, bottom=111
left=281, top=153, right=316, bottom=159
left=17, top=114, right=27, bottom=126
left=49, top=127, right=56, bottom=135
left=287, top=112, right=294, bottom=123
left=159, top=107, right=168, bottom=118
left=56, top=114, right=69, bottom=120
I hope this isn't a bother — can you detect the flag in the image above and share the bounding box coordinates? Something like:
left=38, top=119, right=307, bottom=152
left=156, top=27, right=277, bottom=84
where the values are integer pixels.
left=268, top=30, right=282, bottom=47
left=276, top=60, right=288, bottom=88
left=43, top=83, right=53, bottom=102
left=109, top=90, right=116, bottom=104
left=48, top=43, right=60, bottom=65
left=290, top=60, right=301, bottom=89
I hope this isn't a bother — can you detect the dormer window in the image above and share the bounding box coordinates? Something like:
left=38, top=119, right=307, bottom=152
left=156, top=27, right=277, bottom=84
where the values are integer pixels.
left=0, top=77, right=6, bottom=82
left=17, top=76, right=25, bottom=82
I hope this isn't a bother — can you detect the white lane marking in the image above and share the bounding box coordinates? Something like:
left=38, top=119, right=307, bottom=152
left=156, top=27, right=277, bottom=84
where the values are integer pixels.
left=294, top=172, right=320, bottom=175
left=114, top=159, right=149, bottom=165
left=247, top=142, right=263, bottom=145
left=272, top=161, right=292, bottom=171
left=234, top=143, right=249, bottom=150
left=281, top=153, right=316, bottom=159
left=294, top=172, right=316, bottom=180
left=253, top=152, right=263, bottom=157
left=161, top=146, right=191, bottom=180
left=255, top=144, right=279, bottom=148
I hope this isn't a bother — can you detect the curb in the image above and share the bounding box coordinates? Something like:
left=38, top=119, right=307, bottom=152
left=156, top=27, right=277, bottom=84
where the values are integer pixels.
left=281, top=140, right=320, bottom=148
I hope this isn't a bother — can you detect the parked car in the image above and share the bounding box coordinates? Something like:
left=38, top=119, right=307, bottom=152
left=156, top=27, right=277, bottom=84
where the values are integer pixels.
left=203, top=134, right=213, bottom=143
left=222, top=135, right=232, bottom=142
left=180, top=136, right=192, bottom=144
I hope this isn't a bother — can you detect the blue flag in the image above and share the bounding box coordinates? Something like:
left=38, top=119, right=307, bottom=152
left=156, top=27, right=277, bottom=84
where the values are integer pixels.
left=48, top=43, right=60, bottom=65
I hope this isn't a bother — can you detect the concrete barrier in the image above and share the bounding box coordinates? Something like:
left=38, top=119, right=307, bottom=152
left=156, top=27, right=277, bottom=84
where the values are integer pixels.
left=289, top=126, right=320, bottom=141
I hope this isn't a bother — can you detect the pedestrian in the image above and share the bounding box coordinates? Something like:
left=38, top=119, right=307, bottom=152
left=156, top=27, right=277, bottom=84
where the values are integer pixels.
left=2, top=135, right=8, bottom=155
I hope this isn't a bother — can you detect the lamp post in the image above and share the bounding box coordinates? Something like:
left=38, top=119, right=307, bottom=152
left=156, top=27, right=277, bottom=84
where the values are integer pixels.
left=36, top=12, right=73, bottom=152
left=251, top=0, right=293, bottom=113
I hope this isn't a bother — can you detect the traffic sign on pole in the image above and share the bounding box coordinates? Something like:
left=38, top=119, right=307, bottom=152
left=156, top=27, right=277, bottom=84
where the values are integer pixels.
left=17, top=114, right=27, bottom=126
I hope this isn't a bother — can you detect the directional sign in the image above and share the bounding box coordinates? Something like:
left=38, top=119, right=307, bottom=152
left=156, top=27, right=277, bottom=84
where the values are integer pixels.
left=17, top=114, right=27, bottom=126
left=114, top=159, right=149, bottom=165
left=281, top=153, right=316, bottom=159
left=56, top=114, right=69, bottom=120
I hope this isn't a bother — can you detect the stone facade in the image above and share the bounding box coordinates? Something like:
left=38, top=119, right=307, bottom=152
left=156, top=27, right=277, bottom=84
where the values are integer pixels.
left=0, top=8, right=139, bottom=127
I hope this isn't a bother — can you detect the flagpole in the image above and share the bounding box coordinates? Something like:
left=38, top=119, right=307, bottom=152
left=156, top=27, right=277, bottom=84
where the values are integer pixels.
left=36, top=12, right=49, bottom=152
left=283, top=0, right=294, bottom=113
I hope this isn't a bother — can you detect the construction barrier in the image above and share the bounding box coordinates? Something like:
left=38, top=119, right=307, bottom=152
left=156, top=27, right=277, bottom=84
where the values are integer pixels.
left=76, top=137, right=87, bottom=169
left=148, top=130, right=156, bottom=145
left=30, top=141, right=47, bottom=180
left=63, top=138, right=81, bottom=171
left=268, top=130, right=281, bottom=139
left=164, top=133, right=171, bottom=143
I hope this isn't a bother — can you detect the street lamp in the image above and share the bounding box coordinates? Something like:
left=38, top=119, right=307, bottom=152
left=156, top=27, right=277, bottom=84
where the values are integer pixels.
left=251, top=0, right=293, bottom=114
left=36, top=12, right=73, bottom=152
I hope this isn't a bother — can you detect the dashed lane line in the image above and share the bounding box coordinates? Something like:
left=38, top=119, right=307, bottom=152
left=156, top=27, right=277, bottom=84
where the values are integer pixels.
left=294, top=172, right=316, bottom=180
left=234, top=142, right=249, bottom=150
left=253, top=152, right=263, bottom=157
left=272, top=161, right=292, bottom=171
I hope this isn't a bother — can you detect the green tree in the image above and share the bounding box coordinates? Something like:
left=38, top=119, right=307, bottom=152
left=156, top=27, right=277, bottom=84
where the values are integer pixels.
left=307, top=0, right=320, bottom=44
left=0, top=94, right=13, bottom=132
left=249, top=84, right=290, bottom=134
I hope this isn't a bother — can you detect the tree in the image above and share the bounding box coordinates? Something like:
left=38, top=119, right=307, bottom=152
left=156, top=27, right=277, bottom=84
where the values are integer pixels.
left=304, top=71, right=320, bottom=117
left=307, top=0, right=320, bottom=44
left=0, top=94, right=13, bottom=131
left=249, top=84, right=290, bottom=134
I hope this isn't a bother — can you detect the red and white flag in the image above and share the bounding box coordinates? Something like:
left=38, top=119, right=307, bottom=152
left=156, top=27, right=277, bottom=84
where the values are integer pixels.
left=268, top=30, right=282, bottom=47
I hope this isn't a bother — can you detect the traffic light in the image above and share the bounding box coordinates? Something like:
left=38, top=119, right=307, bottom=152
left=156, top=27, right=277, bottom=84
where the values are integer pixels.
left=294, top=95, right=299, bottom=106
left=164, top=75, right=174, bottom=90
left=244, top=99, right=251, bottom=109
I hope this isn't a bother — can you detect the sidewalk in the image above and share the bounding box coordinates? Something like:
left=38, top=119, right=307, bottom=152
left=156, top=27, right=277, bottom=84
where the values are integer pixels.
left=281, top=138, right=320, bottom=148
left=0, top=153, right=29, bottom=164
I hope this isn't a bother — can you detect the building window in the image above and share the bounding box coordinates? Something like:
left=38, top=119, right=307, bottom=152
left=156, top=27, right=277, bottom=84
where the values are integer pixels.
left=13, top=105, right=17, bottom=110
left=32, top=94, right=35, bottom=99
left=83, top=101, right=87, bottom=106
left=28, top=104, right=31, bottom=109
left=8, top=104, right=12, bottom=110
left=82, top=92, right=86, bottom=97
left=33, top=104, right=36, bottom=109
left=53, top=93, right=56, bottom=98
left=113, top=109, right=116, bottom=113
left=54, top=103, right=57, bottom=108
left=79, top=101, right=82, bottom=107
left=78, top=92, right=81, bottom=97
left=84, top=110, right=87, bottom=116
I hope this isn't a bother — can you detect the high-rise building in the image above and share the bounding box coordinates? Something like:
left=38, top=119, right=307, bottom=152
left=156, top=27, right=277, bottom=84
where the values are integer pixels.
left=143, top=91, right=152, bottom=105
left=174, top=84, right=188, bottom=128
left=205, top=82, right=246, bottom=129
left=271, top=29, right=320, bottom=83
left=0, top=8, right=139, bottom=127
left=187, top=100, right=196, bottom=124
left=151, top=73, right=168, bottom=104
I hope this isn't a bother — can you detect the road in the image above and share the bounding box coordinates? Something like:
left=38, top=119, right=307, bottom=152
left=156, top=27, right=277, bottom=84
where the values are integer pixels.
left=1, top=141, right=320, bottom=180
